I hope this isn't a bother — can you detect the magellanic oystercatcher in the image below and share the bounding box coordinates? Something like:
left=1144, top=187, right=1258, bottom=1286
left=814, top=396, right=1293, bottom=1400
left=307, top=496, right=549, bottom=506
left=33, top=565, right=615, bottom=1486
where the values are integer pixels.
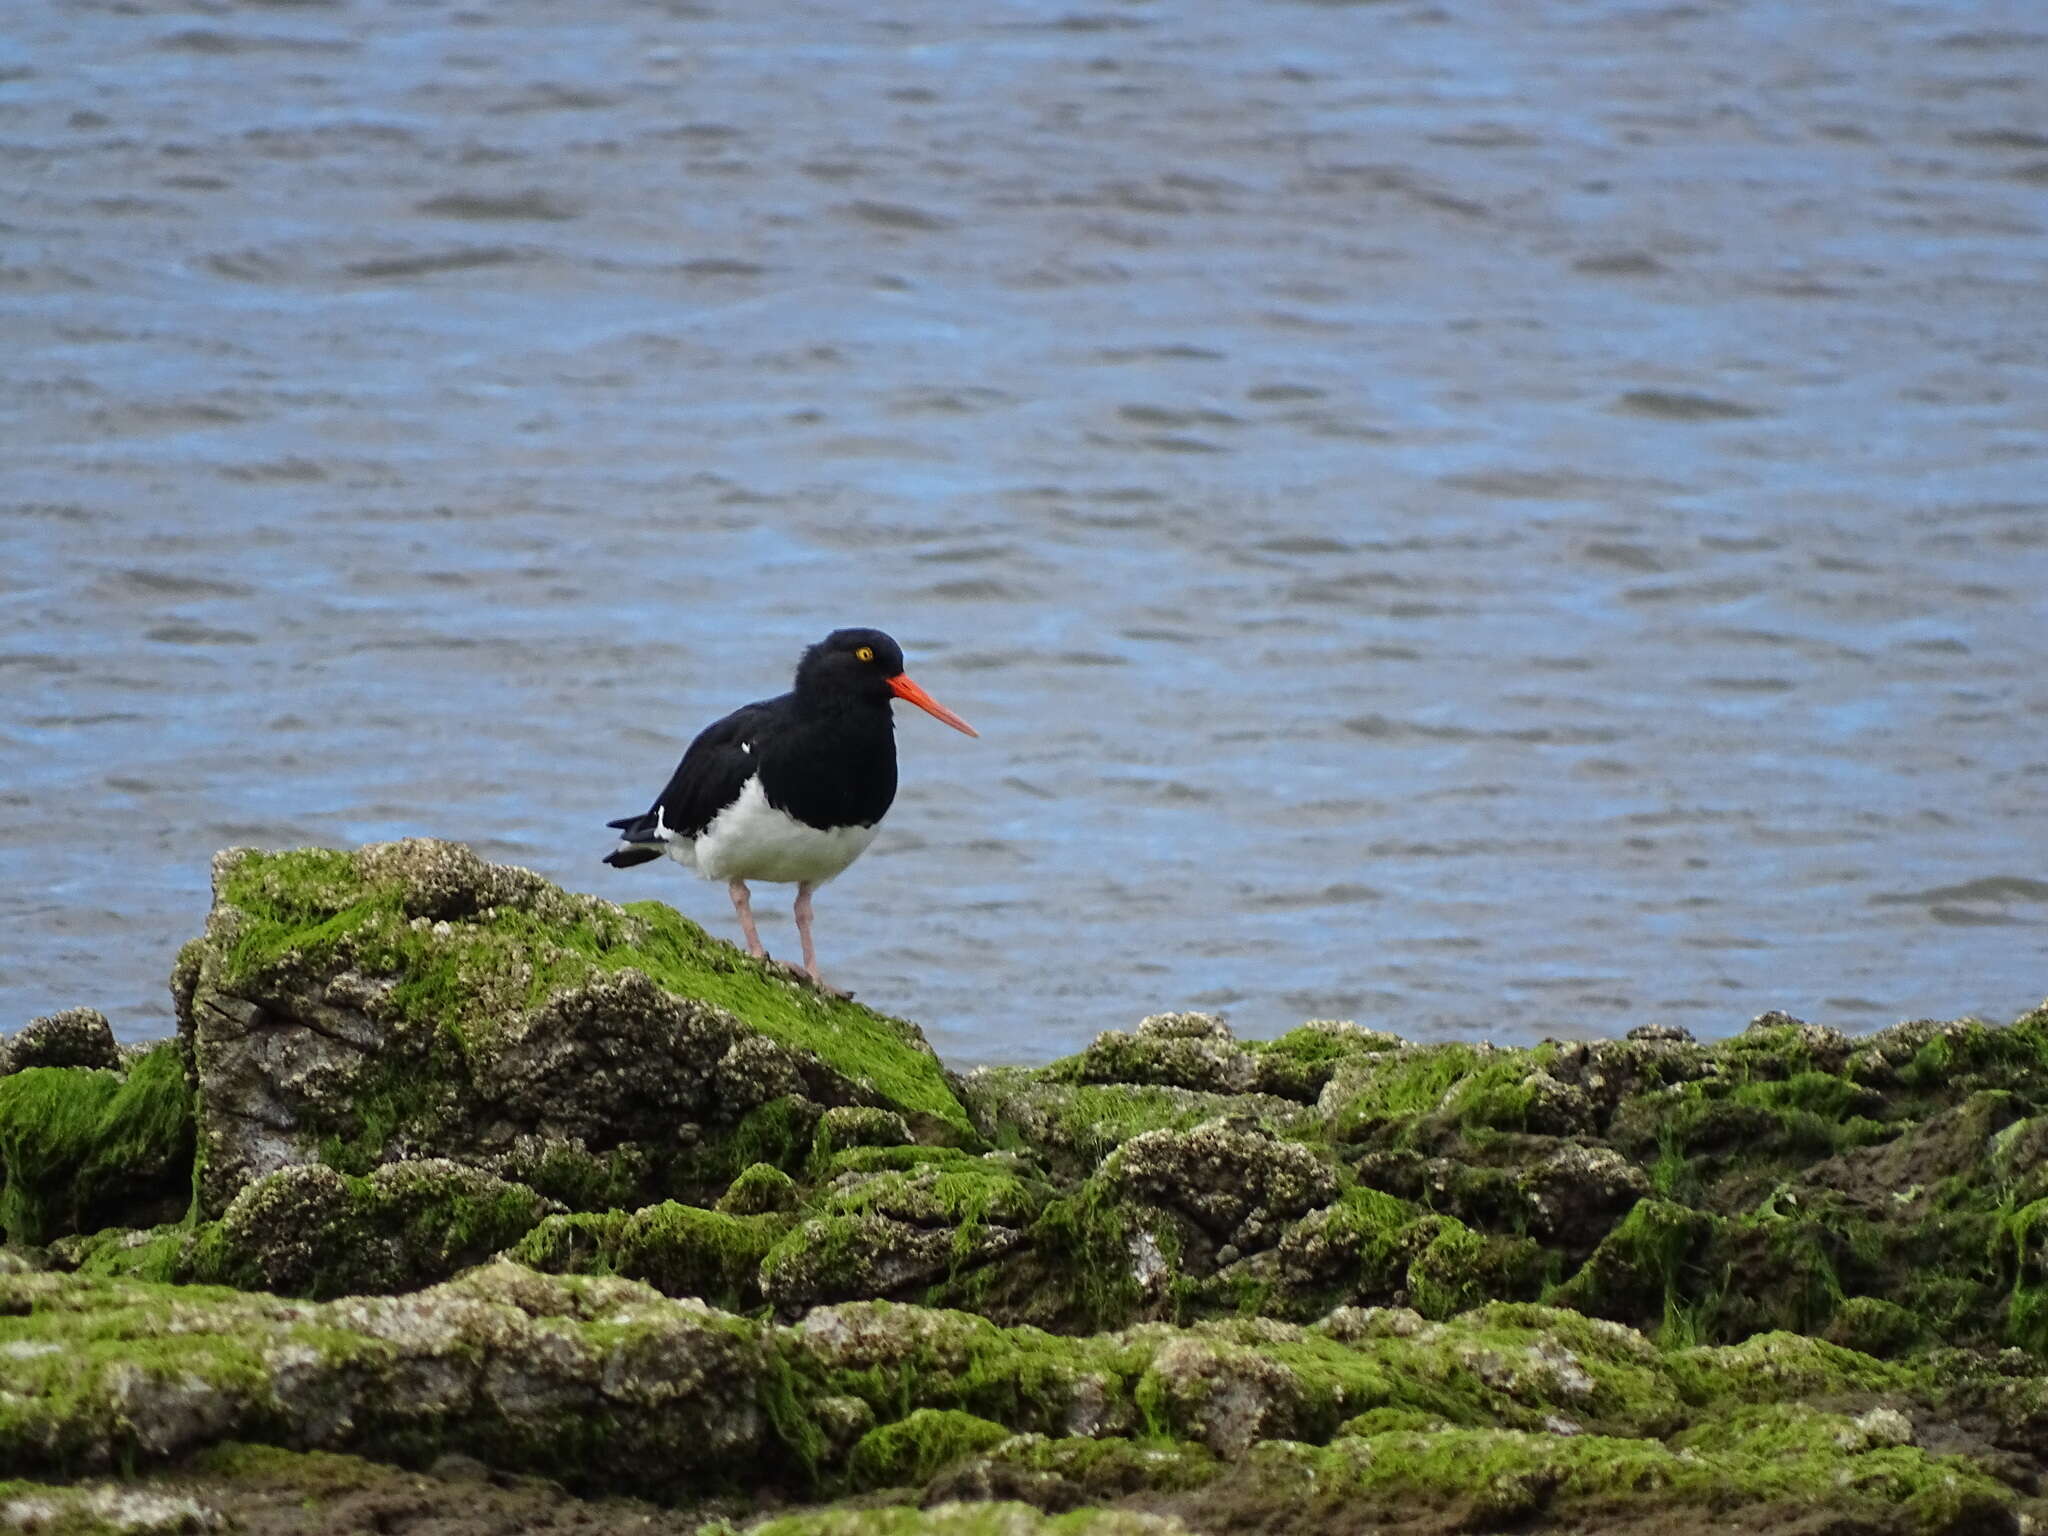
left=603, top=627, right=977, bottom=989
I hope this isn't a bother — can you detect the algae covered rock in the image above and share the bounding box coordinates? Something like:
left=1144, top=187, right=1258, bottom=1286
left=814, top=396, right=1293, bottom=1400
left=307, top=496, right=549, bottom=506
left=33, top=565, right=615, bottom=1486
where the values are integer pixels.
left=0, top=1041, right=194, bottom=1246
left=750, top=1506, right=1192, bottom=1535
left=763, top=1156, right=1050, bottom=1313
left=1102, top=1116, right=1338, bottom=1271
left=0, top=1259, right=777, bottom=1495
left=174, top=840, right=970, bottom=1217
left=720, top=1161, right=800, bottom=1215
left=2, top=1260, right=2043, bottom=1533
left=184, top=1157, right=557, bottom=1297
left=510, top=1199, right=790, bottom=1310
left=13, top=835, right=2048, bottom=1533
left=958, top=1067, right=1311, bottom=1180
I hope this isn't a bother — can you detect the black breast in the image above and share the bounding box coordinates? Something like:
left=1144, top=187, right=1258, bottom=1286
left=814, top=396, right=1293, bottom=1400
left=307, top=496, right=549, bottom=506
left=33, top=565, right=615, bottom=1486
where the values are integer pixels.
left=755, top=706, right=898, bottom=832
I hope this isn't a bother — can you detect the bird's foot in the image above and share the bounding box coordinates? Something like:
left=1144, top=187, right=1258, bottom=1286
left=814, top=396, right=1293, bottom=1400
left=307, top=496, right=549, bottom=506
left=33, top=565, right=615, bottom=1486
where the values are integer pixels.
left=762, top=956, right=851, bottom=999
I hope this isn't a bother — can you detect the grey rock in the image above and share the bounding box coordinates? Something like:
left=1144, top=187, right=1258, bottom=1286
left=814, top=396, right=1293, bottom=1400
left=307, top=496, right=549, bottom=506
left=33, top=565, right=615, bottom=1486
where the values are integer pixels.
left=1104, top=1116, right=1339, bottom=1269
left=2, top=1007, right=121, bottom=1075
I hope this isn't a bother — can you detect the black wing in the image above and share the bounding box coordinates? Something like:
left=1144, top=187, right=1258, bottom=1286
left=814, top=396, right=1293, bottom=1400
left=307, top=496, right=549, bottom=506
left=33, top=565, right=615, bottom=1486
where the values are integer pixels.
left=602, top=695, right=785, bottom=864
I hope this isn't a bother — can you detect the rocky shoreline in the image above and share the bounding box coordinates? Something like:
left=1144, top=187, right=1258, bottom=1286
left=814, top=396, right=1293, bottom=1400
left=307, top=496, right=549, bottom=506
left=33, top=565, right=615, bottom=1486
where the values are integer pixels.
left=2, top=839, right=2043, bottom=1535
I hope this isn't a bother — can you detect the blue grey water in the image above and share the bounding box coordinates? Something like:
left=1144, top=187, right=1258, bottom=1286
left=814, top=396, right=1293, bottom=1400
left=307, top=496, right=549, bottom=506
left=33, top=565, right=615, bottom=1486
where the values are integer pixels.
left=3, top=0, right=2045, bottom=1064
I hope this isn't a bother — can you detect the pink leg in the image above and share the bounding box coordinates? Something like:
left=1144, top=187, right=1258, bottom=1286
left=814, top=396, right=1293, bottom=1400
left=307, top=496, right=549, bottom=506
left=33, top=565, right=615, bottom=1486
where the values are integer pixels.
left=728, top=880, right=766, bottom=958
left=793, top=882, right=822, bottom=983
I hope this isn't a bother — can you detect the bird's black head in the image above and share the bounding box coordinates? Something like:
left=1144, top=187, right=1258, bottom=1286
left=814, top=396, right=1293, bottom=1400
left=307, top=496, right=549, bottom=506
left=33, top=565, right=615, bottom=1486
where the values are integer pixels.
left=792, top=627, right=979, bottom=736
left=795, top=627, right=906, bottom=704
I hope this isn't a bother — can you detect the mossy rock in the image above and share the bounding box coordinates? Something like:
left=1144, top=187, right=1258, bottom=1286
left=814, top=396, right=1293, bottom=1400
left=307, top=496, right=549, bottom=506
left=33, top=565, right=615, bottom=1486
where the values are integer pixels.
left=175, top=841, right=970, bottom=1217
left=0, top=1043, right=193, bottom=1246
left=0, top=1260, right=775, bottom=1493
left=181, top=1158, right=555, bottom=1297
left=960, top=1068, right=1314, bottom=1179
left=1, top=1264, right=2041, bottom=1530
left=846, top=1407, right=1013, bottom=1489
left=748, top=1505, right=1190, bottom=1535
left=763, top=1158, right=1051, bottom=1313
left=510, top=1199, right=791, bottom=1309
left=721, top=1162, right=800, bottom=1215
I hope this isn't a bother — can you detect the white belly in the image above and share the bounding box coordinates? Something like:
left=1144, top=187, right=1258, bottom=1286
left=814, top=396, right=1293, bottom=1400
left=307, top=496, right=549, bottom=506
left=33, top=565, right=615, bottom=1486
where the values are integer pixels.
left=669, top=775, right=880, bottom=886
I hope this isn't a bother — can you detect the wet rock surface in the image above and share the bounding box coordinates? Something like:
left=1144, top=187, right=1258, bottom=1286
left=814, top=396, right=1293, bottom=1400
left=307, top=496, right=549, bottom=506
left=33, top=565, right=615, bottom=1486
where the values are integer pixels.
left=5, top=844, right=2048, bottom=1535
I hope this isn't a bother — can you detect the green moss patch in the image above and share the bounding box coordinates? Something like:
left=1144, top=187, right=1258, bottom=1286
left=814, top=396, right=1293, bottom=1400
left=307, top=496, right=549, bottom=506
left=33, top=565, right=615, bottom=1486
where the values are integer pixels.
left=0, top=1044, right=193, bottom=1245
left=181, top=1159, right=553, bottom=1297
left=215, top=845, right=968, bottom=1136
left=511, top=1200, right=790, bottom=1309
left=846, top=1407, right=1012, bottom=1489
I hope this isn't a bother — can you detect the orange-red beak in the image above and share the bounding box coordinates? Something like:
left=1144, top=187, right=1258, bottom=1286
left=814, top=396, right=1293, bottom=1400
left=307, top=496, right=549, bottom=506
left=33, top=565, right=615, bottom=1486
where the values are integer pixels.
left=887, top=672, right=978, bottom=737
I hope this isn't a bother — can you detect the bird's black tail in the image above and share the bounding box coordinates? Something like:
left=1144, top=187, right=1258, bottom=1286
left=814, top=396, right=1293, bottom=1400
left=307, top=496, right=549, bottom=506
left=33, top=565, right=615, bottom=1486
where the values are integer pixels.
left=603, top=811, right=666, bottom=868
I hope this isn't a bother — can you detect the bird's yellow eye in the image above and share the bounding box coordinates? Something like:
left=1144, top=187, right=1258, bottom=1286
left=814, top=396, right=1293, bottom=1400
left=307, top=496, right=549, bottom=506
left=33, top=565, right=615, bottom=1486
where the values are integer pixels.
left=855, top=645, right=875, bottom=662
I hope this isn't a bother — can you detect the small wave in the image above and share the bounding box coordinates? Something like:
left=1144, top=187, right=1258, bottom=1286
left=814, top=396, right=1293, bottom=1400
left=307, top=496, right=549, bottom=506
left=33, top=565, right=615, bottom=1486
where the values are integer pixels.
left=104, top=569, right=255, bottom=600
left=343, top=246, right=527, bottom=279
left=1613, top=390, right=1768, bottom=421
left=415, top=190, right=579, bottom=221
left=145, top=624, right=258, bottom=646
left=1872, top=876, right=2048, bottom=906
left=840, top=200, right=955, bottom=232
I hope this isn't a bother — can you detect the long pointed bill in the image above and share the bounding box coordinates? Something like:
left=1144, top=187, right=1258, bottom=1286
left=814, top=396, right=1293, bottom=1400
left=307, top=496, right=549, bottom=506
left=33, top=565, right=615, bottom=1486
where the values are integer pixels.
left=887, top=672, right=979, bottom=736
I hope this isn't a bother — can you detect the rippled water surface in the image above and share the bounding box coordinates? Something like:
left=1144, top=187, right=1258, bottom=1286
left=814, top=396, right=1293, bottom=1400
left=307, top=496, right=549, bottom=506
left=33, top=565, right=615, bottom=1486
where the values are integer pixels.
left=5, top=0, right=2047, bottom=1061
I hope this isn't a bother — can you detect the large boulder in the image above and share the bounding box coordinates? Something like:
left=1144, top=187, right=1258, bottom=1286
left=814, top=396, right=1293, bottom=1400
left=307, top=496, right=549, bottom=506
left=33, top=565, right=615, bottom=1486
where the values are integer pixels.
left=172, top=840, right=971, bottom=1218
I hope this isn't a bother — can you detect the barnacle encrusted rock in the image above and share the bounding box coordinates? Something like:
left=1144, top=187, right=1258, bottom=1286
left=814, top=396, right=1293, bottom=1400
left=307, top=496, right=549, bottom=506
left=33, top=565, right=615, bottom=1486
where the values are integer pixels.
left=1102, top=1115, right=1339, bottom=1269
left=184, top=1158, right=558, bottom=1297
left=762, top=1155, right=1050, bottom=1313
left=4, top=1266, right=2038, bottom=1533
left=174, top=841, right=969, bottom=1217
left=14, top=841, right=2048, bottom=1531
left=0, top=1260, right=775, bottom=1494
left=0, top=1006, right=123, bottom=1075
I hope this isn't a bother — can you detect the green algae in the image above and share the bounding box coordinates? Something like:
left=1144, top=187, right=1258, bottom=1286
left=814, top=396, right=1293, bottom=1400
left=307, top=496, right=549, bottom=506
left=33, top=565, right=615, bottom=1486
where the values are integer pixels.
left=966, top=1433, right=1219, bottom=1496
left=809, top=1106, right=915, bottom=1170
left=180, top=1160, right=553, bottom=1298
left=1406, top=1220, right=1548, bottom=1318
left=1551, top=1197, right=1721, bottom=1340
left=746, top=1505, right=1188, bottom=1535
left=730, top=1096, right=825, bottom=1176
left=1, top=1263, right=775, bottom=1492
left=846, top=1407, right=1012, bottom=1489
left=2001, top=1195, right=2048, bottom=1355
left=215, top=847, right=969, bottom=1136
left=0, top=1044, right=194, bottom=1246
left=1325, top=1043, right=1528, bottom=1141
left=1246, top=1023, right=1396, bottom=1101
left=1668, top=1330, right=1914, bottom=1405
left=1, top=1262, right=2041, bottom=1532
left=511, top=1200, right=790, bottom=1308
left=762, top=1160, right=1050, bottom=1312
left=1293, top=1417, right=2012, bottom=1534
left=66, top=1225, right=189, bottom=1284
left=721, top=1162, right=800, bottom=1215
left=1272, top=1303, right=1686, bottom=1440
left=817, top=1145, right=973, bottom=1178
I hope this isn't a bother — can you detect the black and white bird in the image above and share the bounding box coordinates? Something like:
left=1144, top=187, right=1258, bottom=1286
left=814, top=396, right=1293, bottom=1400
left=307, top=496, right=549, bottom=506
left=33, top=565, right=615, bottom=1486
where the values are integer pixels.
left=603, top=627, right=977, bottom=989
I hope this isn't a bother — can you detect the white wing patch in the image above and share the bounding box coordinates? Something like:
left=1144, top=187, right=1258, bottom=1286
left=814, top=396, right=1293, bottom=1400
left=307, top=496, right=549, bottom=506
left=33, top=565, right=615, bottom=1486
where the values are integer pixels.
left=679, top=775, right=878, bottom=886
